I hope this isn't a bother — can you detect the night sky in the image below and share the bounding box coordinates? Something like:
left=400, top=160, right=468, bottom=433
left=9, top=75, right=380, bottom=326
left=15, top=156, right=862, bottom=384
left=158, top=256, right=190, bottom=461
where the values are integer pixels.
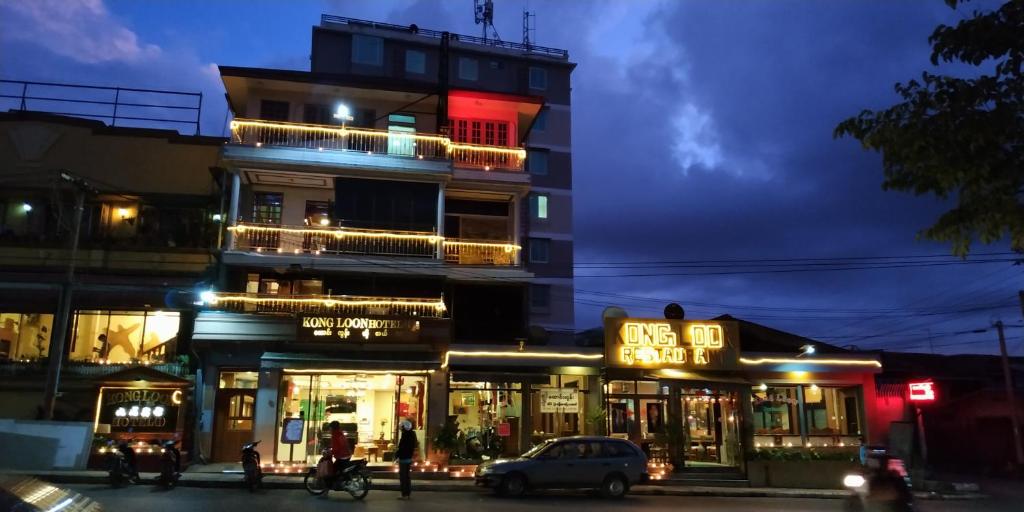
left=1, top=0, right=1021, bottom=355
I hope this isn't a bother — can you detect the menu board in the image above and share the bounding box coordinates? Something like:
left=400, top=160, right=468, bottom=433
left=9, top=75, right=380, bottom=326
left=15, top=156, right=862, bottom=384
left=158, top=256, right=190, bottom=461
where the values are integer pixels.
left=281, top=417, right=304, bottom=444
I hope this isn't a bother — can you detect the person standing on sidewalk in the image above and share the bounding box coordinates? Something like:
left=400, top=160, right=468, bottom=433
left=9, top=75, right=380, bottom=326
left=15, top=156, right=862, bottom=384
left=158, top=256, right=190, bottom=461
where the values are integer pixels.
left=396, top=419, right=418, bottom=500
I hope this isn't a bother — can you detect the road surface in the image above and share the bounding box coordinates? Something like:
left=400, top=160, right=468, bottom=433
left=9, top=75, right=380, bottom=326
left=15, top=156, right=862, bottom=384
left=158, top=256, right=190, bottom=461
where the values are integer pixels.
left=65, top=485, right=1018, bottom=512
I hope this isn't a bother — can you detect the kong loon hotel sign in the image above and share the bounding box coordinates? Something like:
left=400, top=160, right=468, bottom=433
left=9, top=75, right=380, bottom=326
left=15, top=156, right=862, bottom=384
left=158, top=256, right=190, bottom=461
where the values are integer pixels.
left=604, top=318, right=739, bottom=371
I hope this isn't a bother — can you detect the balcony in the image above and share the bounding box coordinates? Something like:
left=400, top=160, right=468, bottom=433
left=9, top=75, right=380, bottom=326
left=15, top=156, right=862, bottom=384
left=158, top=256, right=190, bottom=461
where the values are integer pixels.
left=204, top=292, right=447, bottom=318
left=228, top=118, right=526, bottom=173
left=227, top=222, right=520, bottom=266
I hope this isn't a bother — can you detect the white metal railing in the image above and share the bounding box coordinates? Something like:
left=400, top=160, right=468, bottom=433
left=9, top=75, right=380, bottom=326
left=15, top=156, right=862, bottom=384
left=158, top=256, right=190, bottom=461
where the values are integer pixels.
left=228, top=222, right=520, bottom=266
left=205, top=292, right=448, bottom=318
left=229, top=118, right=526, bottom=171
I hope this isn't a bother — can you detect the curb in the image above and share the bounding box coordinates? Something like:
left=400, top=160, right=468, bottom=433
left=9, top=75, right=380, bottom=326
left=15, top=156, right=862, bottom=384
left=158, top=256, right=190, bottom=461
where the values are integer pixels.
left=20, top=473, right=987, bottom=500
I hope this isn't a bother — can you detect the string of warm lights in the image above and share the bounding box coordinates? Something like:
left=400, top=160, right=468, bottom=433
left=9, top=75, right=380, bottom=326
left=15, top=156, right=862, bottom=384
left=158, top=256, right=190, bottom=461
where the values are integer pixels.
left=739, top=357, right=882, bottom=368
left=229, top=223, right=520, bottom=250
left=207, top=293, right=448, bottom=311
left=442, top=350, right=604, bottom=369
left=231, top=118, right=526, bottom=160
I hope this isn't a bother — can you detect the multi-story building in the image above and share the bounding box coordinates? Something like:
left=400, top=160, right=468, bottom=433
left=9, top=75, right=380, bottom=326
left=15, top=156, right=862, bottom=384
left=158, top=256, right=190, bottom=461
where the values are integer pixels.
left=192, top=16, right=593, bottom=466
left=0, top=83, right=224, bottom=468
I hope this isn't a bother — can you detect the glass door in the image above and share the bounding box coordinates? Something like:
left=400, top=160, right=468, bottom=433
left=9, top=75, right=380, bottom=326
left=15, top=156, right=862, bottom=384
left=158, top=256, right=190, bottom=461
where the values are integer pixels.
left=682, top=390, right=741, bottom=467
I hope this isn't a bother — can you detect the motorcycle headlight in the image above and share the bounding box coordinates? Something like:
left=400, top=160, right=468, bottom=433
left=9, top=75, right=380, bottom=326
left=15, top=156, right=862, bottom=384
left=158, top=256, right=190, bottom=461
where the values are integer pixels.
left=843, top=474, right=866, bottom=488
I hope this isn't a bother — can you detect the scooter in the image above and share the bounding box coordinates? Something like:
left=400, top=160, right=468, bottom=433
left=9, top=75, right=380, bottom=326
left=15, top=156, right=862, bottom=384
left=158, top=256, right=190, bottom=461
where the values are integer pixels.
left=241, top=441, right=263, bottom=492
left=843, top=450, right=914, bottom=512
left=106, top=441, right=140, bottom=487
left=158, top=440, right=182, bottom=489
left=304, top=448, right=372, bottom=500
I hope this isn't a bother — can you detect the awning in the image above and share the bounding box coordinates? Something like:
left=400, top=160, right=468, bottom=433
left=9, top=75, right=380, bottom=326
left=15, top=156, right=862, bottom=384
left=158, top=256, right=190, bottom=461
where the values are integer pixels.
left=261, top=351, right=442, bottom=372
left=193, top=311, right=295, bottom=342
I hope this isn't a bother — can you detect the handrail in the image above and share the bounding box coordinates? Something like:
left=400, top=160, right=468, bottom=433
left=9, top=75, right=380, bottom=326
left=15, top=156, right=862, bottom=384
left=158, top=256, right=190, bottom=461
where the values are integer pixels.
left=320, top=14, right=569, bottom=59
left=0, top=78, right=203, bottom=135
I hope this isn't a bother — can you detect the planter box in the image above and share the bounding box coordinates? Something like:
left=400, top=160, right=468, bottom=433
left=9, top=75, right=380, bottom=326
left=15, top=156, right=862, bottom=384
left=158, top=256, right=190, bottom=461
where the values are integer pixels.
left=747, top=459, right=859, bottom=489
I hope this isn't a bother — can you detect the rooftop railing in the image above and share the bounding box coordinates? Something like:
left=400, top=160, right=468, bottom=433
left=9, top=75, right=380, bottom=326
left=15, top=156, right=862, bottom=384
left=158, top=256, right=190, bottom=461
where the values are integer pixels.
left=0, top=79, right=203, bottom=135
left=230, top=118, right=526, bottom=171
left=205, top=292, right=448, bottom=318
left=227, top=221, right=520, bottom=266
left=320, top=15, right=569, bottom=59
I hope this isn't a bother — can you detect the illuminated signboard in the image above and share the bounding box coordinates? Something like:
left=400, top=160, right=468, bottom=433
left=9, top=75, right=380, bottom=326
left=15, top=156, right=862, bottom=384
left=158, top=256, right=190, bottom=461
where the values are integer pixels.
left=604, top=318, right=739, bottom=370
left=297, top=315, right=421, bottom=343
left=908, top=381, right=936, bottom=402
left=96, top=387, right=182, bottom=432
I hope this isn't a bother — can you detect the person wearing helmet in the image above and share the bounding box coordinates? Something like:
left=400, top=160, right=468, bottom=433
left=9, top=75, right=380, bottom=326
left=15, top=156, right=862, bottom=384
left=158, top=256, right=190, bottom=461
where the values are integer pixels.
left=396, top=419, right=418, bottom=500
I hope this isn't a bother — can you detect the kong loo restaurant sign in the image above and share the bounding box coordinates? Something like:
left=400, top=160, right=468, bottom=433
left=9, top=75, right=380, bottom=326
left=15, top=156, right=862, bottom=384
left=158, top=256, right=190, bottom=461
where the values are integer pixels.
left=604, top=318, right=740, bottom=371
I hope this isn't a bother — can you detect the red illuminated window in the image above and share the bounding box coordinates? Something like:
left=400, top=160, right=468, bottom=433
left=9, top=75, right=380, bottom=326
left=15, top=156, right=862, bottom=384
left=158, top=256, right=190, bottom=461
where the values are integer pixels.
left=908, top=381, right=936, bottom=402
left=450, top=118, right=511, bottom=147
left=471, top=121, right=481, bottom=144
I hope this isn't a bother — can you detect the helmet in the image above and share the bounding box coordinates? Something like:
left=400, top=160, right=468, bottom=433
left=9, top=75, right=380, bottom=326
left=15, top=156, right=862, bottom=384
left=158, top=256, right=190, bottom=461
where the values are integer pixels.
left=401, top=420, right=413, bottom=431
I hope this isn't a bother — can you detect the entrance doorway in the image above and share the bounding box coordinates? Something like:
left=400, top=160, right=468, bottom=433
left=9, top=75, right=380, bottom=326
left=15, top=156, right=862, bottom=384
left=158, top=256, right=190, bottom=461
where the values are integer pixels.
left=681, top=390, right=741, bottom=467
left=212, top=370, right=258, bottom=462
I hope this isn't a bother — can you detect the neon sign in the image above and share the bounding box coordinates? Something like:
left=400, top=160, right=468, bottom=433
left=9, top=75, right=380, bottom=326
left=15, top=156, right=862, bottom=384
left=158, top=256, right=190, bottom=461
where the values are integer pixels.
left=607, top=319, right=736, bottom=369
left=908, top=381, right=936, bottom=402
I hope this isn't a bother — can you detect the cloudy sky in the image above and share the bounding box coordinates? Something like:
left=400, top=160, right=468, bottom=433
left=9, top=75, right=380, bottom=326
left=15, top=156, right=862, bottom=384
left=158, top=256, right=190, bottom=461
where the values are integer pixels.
left=1, top=0, right=1020, bottom=355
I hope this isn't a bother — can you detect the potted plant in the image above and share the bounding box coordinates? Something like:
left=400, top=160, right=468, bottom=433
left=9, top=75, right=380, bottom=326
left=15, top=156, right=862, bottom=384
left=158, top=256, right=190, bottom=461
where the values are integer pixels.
left=430, top=416, right=460, bottom=465
left=585, top=406, right=608, bottom=436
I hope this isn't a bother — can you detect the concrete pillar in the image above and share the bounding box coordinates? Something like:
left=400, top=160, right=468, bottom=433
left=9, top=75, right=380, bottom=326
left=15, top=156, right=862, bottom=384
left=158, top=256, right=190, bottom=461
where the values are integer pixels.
left=435, top=185, right=445, bottom=259
left=738, top=386, right=754, bottom=473
left=225, top=170, right=241, bottom=249
left=197, top=362, right=218, bottom=461
left=519, top=379, right=532, bottom=453
left=254, top=367, right=280, bottom=461
left=426, top=369, right=448, bottom=453
left=796, top=385, right=808, bottom=447
left=512, top=195, right=522, bottom=265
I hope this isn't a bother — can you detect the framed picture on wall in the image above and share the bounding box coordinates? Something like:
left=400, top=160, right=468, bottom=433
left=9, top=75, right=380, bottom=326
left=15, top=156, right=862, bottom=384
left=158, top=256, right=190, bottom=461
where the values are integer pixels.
left=610, top=402, right=630, bottom=434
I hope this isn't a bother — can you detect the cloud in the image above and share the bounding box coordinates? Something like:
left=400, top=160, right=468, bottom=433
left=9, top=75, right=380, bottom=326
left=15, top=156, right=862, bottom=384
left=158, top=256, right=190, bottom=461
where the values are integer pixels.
left=0, top=0, right=160, bottom=64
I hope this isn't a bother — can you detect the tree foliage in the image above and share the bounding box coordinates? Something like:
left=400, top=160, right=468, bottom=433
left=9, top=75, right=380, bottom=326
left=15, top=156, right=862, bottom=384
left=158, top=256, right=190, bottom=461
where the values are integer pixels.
left=835, top=0, right=1024, bottom=256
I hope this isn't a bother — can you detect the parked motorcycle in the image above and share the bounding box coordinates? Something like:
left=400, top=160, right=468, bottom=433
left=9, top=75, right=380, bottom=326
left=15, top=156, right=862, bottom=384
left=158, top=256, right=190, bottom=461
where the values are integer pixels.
left=241, top=441, right=263, bottom=492
left=106, top=441, right=139, bottom=487
left=158, top=440, right=182, bottom=489
left=304, top=448, right=371, bottom=499
left=843, top=450, right=914, bottom=512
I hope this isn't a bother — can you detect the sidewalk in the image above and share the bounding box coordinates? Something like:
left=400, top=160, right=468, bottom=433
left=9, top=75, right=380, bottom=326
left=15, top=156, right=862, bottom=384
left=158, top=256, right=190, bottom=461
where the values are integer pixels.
left=0, top=469, right=986, bottom=500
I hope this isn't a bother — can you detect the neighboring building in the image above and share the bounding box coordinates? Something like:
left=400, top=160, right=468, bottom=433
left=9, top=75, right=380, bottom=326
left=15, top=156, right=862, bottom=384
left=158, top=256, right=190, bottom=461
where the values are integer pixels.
left=0, top=88, right=224, bottom=466
left=192, top=15, right=583, bottom=465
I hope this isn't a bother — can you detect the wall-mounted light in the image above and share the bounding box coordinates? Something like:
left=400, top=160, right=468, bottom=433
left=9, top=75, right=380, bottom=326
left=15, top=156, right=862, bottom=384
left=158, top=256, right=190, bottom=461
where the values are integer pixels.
left=21, top=203, right=32, bottom=213
left=800, top=344, right=816, bottom=356
left=212, top=213, right=223, bottom=222
left=117, top=208, right=129, bottom=218
left=198, top=290, right=217, bottom=305
left=333, top=103, right=353, bottom=122
left=319, top=218, right=330, bottom=226
left=758, top=383, right=768, bottom=391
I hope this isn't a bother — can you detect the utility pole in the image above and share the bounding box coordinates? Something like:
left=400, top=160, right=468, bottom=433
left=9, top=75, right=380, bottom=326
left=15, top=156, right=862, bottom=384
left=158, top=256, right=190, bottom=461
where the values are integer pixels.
left=994, top=320, right=1024, bottom=466
left=41, top=172, right=94, bottom=420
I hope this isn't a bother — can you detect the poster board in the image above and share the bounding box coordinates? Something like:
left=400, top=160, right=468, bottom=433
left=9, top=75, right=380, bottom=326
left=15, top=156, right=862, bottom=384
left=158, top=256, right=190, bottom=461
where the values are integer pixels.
left=280, top=417, right=304, bottom=444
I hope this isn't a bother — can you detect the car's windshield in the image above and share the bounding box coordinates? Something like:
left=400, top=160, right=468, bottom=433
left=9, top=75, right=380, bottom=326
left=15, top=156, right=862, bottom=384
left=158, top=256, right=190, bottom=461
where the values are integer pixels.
left=521, top=439, right=556, bottom=459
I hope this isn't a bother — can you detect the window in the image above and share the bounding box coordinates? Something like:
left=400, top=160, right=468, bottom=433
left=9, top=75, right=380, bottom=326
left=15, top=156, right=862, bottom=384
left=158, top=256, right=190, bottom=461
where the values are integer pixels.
left=259, top=100, right=289, bottom=122
left=252, top=192, right=283, bottom=224
left=529, top=66, right=548, bottom=90
left=529, top=194, right=549, bottom=220
left=529, top=238, right=550, bottom=263
left=220, top=371, right=259, bottom=389
left=448, top=381, right=522, bottom=460
left=68, top=310, right=180, bottom=363
left=405, top=49, right=426, bottom=74
left=352, top=34, right=383, bottom=66
left=450, top=118, right=511, bottom=147
left=303, top=104, right=334, bottom=125
left=227, top=394, right=255, bottom=430
left=353, top=108, right=377, bottom=129
left=603, top=441, right=639, bottom=458
left=533, top=109, right=548, bottom=132
left=752, top=386, right=798, bottom=435
left=0, top=313, right=53, bottom=360
left=458, top=57, right=478, bottom=81
left=530, top=284, right=550, bottom=311
left=802, top=385, right=862, bottom=436
left=528, top=149, right=548, bottom=175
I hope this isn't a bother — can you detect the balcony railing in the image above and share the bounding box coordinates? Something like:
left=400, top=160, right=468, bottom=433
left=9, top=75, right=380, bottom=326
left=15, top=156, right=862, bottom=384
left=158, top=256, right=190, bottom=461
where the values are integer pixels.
left=228, top=222, right=520, bottom=266
left=205, top=292, right=447, bottom=318
left=229, top=118, right=526, bottom=172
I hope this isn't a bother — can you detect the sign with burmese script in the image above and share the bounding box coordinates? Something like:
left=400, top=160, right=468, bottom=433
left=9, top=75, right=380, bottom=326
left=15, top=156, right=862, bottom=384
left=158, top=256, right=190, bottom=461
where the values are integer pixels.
left=604, top=318, right=739, bottom=371
left=297, top=315, right=421, bottom=343
left=97, top=387, right=182, bottom=433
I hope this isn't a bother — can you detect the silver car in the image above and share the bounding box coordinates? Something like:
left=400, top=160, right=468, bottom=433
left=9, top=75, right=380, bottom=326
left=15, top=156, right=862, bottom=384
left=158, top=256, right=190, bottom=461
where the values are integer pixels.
left=475, top=436, right=649, bottom=498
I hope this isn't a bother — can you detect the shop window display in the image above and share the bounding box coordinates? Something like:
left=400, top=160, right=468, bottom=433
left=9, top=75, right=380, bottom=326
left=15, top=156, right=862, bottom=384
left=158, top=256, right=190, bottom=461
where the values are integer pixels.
left=530, top=375, right=589, bottom=444
left=448, top=382, right=521, bottom=461
left=0, top=313, right=53, bottom=360
left=802, top=385, right=862, bottom=445
left=68, top=310, right=180, bottom=363
left=277, top=373, right=427, bottom=464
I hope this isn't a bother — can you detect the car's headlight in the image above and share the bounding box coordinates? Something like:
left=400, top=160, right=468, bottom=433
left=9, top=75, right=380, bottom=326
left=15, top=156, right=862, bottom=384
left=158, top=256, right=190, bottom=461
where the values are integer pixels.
left=843, top=474, right=866, bottom=488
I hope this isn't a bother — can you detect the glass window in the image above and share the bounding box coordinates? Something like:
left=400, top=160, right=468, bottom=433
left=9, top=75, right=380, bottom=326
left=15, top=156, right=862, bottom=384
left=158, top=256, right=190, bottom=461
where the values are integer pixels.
left=259, top=100, right=289, bottom=122
left=608, top=380, right=636, bottom=394
left=68, top=310, right=179, bottom=363
left=528, top=150, right=548, bottom=175
left=0, top=313, right=53, bottom=360
left=458, top=57, right=478, bottom=81
left=220, top=371, right=259, bottom=389
left=803, top=385, right=862, bottom=437
left=752, top=386, right=799, bottom=435
left=448, top=381, right=522, bottom=461
left=529, top=194, right=549, bottom=220
left=352, top=34, right=383, bottom=66
left=228, top=394, right=255, bottom=430
left=528, top=238, right=550, bottom=263
left=303, top=104, right=337, bottom=125
left=405, top=49, right=426, bottom=74
left=529, top=66, right=548, bottom=90
left=252, top=192, right=283, bottom=224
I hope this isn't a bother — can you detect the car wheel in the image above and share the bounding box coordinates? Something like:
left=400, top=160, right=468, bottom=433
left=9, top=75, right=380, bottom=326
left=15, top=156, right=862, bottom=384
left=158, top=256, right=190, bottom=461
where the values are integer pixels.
left=499, top=473, right=527, bottom=498
left=600, top=474, right=628, bottom=499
